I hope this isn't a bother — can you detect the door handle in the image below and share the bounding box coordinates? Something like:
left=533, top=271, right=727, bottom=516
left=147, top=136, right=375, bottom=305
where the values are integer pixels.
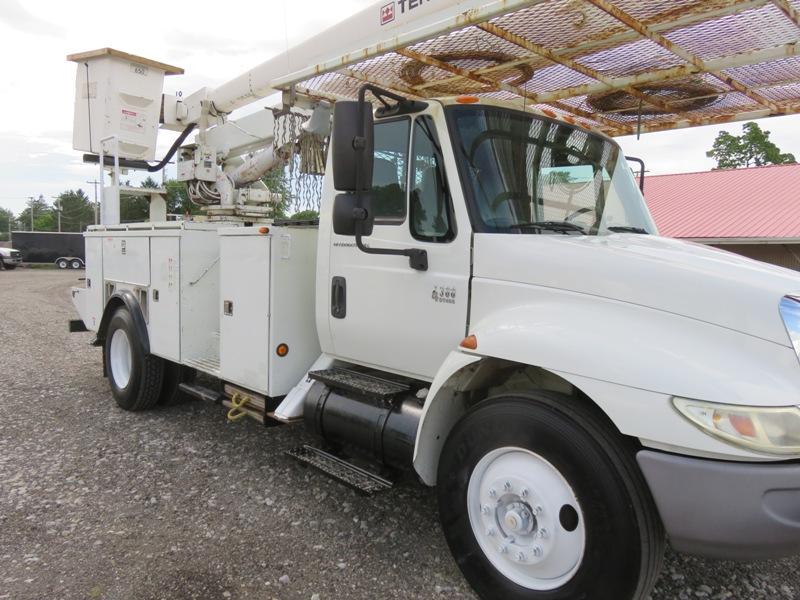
left=331, top=276, right=346, bottom=319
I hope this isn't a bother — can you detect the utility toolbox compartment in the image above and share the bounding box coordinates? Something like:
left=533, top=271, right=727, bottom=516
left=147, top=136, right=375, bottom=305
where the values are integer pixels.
left=218, top=226, right=319, bottom=396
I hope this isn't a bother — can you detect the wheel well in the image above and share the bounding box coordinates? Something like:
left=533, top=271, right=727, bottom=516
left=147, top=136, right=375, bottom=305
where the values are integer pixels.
left=461, top=359, right=618, bottom=428
left=95, top=291, right=150, bottom=355
left=415, top=358, right=637, bottom=485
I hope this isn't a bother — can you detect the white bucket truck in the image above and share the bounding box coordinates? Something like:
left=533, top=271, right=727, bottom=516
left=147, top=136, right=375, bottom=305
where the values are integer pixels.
left=67, top=1, right=800, bottom=598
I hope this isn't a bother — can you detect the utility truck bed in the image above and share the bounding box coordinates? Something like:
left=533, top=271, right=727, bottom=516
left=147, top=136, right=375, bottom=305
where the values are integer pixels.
left=72, top=223, right=319, bottom=398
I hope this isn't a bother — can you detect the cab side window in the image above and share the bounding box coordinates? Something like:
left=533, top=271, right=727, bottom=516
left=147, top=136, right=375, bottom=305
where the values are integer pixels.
left=372, top=118, right=410, bottom=223
left=409, top=116, right=454, bottom=242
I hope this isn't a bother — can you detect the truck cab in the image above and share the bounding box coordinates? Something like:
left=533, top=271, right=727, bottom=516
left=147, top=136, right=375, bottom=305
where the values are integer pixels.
left=319, top=97, right=656, bottom=380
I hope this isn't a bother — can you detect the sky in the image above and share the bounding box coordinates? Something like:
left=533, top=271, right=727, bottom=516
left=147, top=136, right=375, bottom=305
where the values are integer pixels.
left=1, top=0, right=799, bottom=216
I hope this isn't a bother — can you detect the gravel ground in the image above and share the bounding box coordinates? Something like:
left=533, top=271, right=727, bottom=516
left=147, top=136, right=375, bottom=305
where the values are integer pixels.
left=1, top=269, right=799, bottom=600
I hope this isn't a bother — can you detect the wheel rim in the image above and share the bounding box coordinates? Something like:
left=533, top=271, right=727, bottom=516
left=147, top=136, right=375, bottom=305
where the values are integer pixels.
left=71, top=261, right=80, bottom=269
left=467, top=447, right=586, bottom=591
left=58, top=260, right=67, bottom=269
left=109, top=328, right=133, bottom=389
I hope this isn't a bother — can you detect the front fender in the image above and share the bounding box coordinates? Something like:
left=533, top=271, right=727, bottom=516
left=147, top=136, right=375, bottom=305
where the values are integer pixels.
left=468, top=279, right=800, bottom=407
left=413, top=280, right=800, bottom=484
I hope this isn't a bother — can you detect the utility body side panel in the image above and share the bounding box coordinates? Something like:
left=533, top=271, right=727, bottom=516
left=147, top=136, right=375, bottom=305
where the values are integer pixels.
left=268, top=229, right=321, bottom=396
left=179, top=227, right=222, bottom=371
left=148, top=236, right=181, bottom=362
left=219, top=230, right=271, bottom=394
left=103, top=236, right=150, bottom=286
left=81, top=236, right=104, bottom=331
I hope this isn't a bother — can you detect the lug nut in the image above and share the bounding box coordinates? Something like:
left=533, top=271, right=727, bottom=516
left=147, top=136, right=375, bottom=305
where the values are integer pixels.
left=487, top=527, right=496, bottom=537
left=488, top=488, right=497, bottom=498
left=538, top=528, right=548, bottom=539
left=532, top=545, right=543, bottom=557
left=481, top=504, right=490, bottom=515
left=520, top=487, right=529, bottom=498
left=503, top=481, right=512, bottom=491
left=498, top=544, right=508, bottom=554
left=534, top=505, right=543, bottom=515
left=516, top=552, right=526, bottom=562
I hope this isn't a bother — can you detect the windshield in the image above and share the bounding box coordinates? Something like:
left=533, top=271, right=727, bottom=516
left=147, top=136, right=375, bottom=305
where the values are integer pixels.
left=448, top=106, right=657, bottom=236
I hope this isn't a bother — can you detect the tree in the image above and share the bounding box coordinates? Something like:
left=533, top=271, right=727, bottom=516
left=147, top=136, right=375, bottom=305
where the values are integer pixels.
left=289, top=209, right=319, bottom=220
left=17, top=195, right=52, bottom=231
left=120, top=177, right=159, bottom=223
left=707, top=122, right=796, bottom=169
left=0, top=207, right=16, bottom=241
left=262, top=166, right=292, bottom=219
left=164, top=179, right=200, bottom=217
left=55, top=189, right=94, bottom=231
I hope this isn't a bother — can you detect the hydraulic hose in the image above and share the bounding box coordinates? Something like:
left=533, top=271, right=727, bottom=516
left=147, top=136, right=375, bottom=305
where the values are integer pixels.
left=147, top=123, right=196, bottom=172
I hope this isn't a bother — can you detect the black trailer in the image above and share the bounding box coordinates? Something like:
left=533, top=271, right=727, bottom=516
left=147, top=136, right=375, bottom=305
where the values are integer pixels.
left=11, top=231, right=85, bottom=268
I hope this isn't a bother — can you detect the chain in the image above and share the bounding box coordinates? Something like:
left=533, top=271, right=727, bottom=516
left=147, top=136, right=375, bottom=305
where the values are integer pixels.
left=272, top=111, right=328, bottom=214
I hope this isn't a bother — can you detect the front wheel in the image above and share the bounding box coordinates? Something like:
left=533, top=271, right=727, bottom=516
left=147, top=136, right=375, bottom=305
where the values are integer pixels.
left=57, top=258, right=69, bottom=269
left=437, top=393, right=664, bottom=600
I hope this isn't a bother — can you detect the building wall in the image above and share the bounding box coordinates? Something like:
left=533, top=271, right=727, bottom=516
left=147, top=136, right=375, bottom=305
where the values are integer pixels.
left=712, top=244, right=800, bottom=271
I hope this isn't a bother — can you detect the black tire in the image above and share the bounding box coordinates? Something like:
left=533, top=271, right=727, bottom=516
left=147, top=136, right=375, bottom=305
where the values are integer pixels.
left=437, top=393, right=665, bottom=600
left=4, top=264, right=15, bottom=270
left=104, top=307, right=164, bottom=411
left=57, top=259, right=68, bottom=269
left=158, top=361, right=197, bottom=406
left=70, top=259, right=82, bottom=269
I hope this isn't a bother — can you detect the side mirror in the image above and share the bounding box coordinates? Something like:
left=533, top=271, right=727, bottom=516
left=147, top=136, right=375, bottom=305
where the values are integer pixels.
left=332, top=193, right=374, bottom=237
left=332, top=101, right=374, bottom=191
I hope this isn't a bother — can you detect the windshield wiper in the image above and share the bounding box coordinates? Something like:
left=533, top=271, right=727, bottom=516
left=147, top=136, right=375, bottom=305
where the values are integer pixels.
left=607, top=226, right=649, bottom=234
left=513, top=221, right=587, bottom=234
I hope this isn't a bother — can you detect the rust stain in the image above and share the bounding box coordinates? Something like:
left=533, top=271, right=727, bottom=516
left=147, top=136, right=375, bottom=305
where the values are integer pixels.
left=399, top=50, right=534, bottom=95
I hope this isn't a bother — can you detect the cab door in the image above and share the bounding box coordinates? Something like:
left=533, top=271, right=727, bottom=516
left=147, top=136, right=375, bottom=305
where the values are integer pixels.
left=326, top=107, right=471, bottom=380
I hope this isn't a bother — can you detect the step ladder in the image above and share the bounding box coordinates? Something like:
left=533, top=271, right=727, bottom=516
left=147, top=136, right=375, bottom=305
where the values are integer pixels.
left=286, top=445, right=393, bottom=496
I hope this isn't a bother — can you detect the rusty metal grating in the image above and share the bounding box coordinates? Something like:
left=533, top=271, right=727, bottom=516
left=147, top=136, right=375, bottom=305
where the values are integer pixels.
left=288, top=0, right=800, bottom=137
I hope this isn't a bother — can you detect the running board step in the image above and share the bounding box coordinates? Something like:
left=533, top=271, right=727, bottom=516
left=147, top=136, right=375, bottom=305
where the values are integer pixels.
left=308, top=368, right=410, bottom=401
left=286, top=445, right=393, bottom=496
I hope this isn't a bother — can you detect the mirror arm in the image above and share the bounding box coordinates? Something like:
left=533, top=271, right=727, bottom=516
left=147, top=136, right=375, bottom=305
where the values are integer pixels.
left=354, top=217, right=428, bottom=271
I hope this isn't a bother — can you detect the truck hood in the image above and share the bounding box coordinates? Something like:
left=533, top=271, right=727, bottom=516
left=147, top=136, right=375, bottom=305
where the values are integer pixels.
left=473, top=233, right=800, bottom=346
left=0, top=247, right=15, bottom=257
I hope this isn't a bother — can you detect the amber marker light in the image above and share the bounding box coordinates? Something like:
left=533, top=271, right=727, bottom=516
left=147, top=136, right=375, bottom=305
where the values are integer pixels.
left=258, top=226, right=270, bottom=234
left=455, top=95, right=480, bottom=104
left=460, top=335, right=478, bottom=350
left=276, top=343, right=289, bottom=357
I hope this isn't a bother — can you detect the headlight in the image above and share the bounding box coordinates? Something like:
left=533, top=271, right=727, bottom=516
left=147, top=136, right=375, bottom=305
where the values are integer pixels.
left=673, top=397, right=800, bottom=455
left=780, top=295, right=800, bottom=363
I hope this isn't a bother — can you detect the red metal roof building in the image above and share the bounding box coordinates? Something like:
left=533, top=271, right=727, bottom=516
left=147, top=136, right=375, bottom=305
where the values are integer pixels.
left=645, top=163, right=800, bottom=270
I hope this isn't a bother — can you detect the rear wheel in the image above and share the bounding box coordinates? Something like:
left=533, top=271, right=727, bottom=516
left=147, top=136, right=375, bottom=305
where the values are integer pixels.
left=70, top=259, right=82, bottom=269
left=104, top=307, right=164, bottom=411
left=4, top=264, right=16, bottom=270
left=437, top=393, right=664, bottom=600
left=57, top=258, right=68, bottom=269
